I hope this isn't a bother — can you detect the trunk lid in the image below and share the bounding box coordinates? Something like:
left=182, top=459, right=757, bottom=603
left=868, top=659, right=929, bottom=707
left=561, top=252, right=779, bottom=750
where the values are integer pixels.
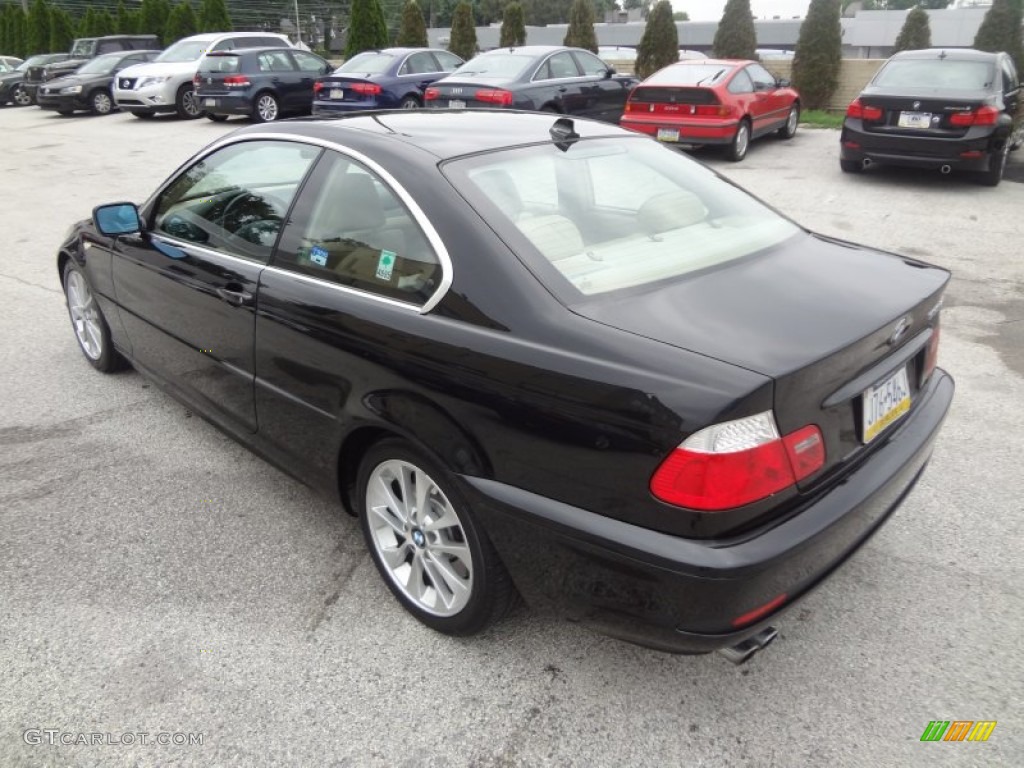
left=857, top=85, right=993, bottom=137
left=314, top=74, right=386, bottom=106
left=428, top=77, right=514, bottom=108
left=626, top=85, right=724, bottom=118
left=573, top=233, right=949, bottom=486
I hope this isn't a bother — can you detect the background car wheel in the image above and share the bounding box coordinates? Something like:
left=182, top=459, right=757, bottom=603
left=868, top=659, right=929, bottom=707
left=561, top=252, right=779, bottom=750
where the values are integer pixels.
left=357, top=438, right=517, bottom=636
left=12, top=84, right=33, bottom=106
left=978, top=142, right=1008, bottom=187
left=205, top=113, right=229, bottom=122
left=89, top=89, right=113, bottom=115
left=253, top=92, right=280, bottom=123
left=62, top=261, right=125, bottom=373
left=778, top=103, right=799, bottom=139
left=727, top=119, right=751, bottom=162
left=400, top=95, right=420, bottom=109
left=175, top=84, right=201, bottom=119
left=840, top=159, right=863, bottom=174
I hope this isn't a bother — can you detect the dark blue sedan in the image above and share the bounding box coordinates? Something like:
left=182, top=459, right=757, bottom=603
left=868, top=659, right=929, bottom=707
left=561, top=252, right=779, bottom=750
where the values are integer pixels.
left=311, top=47, right=463, bottom=115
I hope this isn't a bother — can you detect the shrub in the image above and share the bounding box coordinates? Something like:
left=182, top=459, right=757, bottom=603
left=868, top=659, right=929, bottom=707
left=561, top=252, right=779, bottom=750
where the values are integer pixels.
left=974, top=0, right=1024, bottom=75
left=448, top=2, right=477, bottom=61
left=396, top=0, right=428, bottom=47
left=713, top=0, right=756, bottom=60
left=635, top=0, right=678, bottom=79
left=500, top=2, right=526, bottom=47
left=792, top=0, right=842, bottom=110
left=892, top=7, right=931, bottom=53
left=346, top=0, right=388, bottom=59
left=563, top=0, right=597, bottom=53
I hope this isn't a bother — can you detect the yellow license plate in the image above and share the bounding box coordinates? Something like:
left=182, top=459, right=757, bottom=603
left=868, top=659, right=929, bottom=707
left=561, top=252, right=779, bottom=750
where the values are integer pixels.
left=862, top=367, right=911, bottom=443
left=656, top=128, right=679, bottom=142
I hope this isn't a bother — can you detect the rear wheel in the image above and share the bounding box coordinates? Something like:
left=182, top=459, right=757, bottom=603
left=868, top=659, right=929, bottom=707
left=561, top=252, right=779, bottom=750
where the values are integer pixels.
left=253, top=92, right=280, bottom=122
left=727, top=119, right=751, bottom=162
left=977, top=141, right=1008, bottom=187
left=175, top=84, right=201, bottom=119
left=840, top=158, right=863, bottom=174
left=399, top=95, right=420, bottom=109
left=90, top=89, right=113, bottom=115
left=778, top=103, right=799, bottom=139
left=12, top=84, right=32, bottom=106
left=357, top=438, right=517, bottom=636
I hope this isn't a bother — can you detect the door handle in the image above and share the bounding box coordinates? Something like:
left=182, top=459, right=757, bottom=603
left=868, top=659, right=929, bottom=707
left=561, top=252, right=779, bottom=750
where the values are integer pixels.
left=216, top=286, right=253, bottom=307
left=558, top=86, right=568, bottom=92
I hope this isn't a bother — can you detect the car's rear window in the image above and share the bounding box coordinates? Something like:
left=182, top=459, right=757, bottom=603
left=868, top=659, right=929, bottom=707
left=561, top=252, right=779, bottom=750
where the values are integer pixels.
left=336, top=52, right=395, bottom=74
left=451, top=53, right=534, bottom=79
left=201, top=54, right=241, bottom=74
left=644, top=63, right=733, bottom=86
left=444, top=138, right=798, bottom=298
left=873, top=59, right=995, bottom=90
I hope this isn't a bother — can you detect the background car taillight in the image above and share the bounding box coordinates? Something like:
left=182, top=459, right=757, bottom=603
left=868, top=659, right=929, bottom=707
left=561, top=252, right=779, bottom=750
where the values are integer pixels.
left=223, top=75, right=250, bottom=87
left=949, top=105, right=999, bottom=127
left=351, top=82, right=381, bottom=95
left=650, top=412, right=825, bottom=511
left=192, top=73, right=201, bottom=88
left=847, top=98, right=882, bottom=121
left=313, top=81, right=324, bottom=94
left=425, top=87, right=440, bottom=101
left=475, top=88, right=513, bottom=106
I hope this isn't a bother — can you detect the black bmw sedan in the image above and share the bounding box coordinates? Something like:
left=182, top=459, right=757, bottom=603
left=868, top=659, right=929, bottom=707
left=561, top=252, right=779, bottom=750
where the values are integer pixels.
left=424, top=45, right=636, bottom=122
left=58, top=111, right=953, bottom=661
left=37, top=50, right=160, bottom=115
left=840, top=48, right=1022, bottom=186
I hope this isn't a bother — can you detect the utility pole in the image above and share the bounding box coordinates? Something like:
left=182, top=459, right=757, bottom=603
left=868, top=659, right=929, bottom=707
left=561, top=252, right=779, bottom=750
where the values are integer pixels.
left=294, top=0, right=302, bottom=43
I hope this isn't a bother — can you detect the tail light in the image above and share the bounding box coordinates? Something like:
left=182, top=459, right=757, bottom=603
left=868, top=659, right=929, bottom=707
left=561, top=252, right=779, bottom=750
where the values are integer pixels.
left=193, top=73, right=201, bottom=88
left=922, top=326, right=941, bottom=385
left=694, top=104, right=733, bottom=117
left=425, top=87, right=440, bottom=101
left=313, top=81, right=323, bottom=94
left=475, top=88, right=514, bottom=106
left=223, top=75, right=250, bottom=87
left=949, top=105, right=999, bottom=127
left=650, top=412, right=825, bottom=511
left=351, top=82, right=382, bottom=95
left=847, top=98, right=882, bottom=121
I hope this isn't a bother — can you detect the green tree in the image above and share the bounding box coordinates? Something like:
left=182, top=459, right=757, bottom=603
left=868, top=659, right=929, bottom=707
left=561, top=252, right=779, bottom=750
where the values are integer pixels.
left=792, top=0, right=842, bottom=110
left=95, top=9, right=117, bottom=37
left=713, top=0, right=756, bottom=60
left=892, top=6, right=931, bottom=53
left=27, top=0, right=50, bottom=55
left=198, top=0, right=232, bottom=33
left=396, top=0, right=427, bottom=46
left=635, top=0, right=677, bottom=78
left=78, top=7, right=97, bottom=38
left=673, top=11, right=689, bottom=21
left=346, top=0, right=388, bottom=58
left=165, top=0, right=198, bottom=42
left=499, top=2, right=526, bottom=47
left=49, top=5, right=75, bottom=51
left=448, top=2, right=477, bottom=60
left=975, top=0, right=1024, bottom=74
left=563, top=0, right=597, bottom=52
left=115, top=1, right=140, bottom=34
left=2, top=4, right=28, bottom=57
left=138, top=0, right=171, bottom=41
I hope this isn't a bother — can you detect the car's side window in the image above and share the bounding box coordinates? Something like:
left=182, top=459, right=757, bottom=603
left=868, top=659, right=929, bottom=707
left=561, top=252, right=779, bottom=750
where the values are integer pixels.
left=432, top=51, right=463, bottom=72
left=273, top=152, right=441, bottom=305
left=535, top=52, right=580, bottom=81
left=402, top=52, right=439, bottom=75
left=153, top=140, right=320, bottom=263
left=292, top=51, right=327, bottom=73
left=747, top=63, right=777, bottom=90
left=574, top=51, right=609, bottom=78
left=728, top=68, right=754, bottom=94
left=258, top=51, right=295, bottom=73
left=1001, top=58, right=1019, bottom=94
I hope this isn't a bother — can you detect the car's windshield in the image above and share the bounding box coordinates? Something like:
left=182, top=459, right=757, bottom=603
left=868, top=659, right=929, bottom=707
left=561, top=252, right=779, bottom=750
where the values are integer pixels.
left=18, top=55, right=53, bottom=71
left=874, top=59, right=995, bottom=90
left=446, top=138, right=799, bottom=298
left=452, top=53, right=533, bottom=79
left=69, top=40, right=95, bottom=58
left=645, top=63, right=734, bottom=86
left=335, top=52, right=395, bottom=75
left=77, top=53, right=122, bottom=75
left=156, top=40, right=210, bottom=63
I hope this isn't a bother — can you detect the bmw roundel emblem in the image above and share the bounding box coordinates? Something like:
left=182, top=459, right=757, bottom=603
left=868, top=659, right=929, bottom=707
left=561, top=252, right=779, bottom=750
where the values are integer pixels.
left=912, top=100, right=921, bottom=109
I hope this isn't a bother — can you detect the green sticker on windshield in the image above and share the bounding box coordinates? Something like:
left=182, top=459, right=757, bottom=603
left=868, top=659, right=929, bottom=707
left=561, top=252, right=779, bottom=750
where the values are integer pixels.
left=375, top=250, right=396, bottom=281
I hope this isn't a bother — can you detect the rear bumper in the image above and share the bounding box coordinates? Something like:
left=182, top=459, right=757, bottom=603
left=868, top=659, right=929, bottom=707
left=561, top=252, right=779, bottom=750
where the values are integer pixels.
left=841, top=119, right=1003, bottom=171
left=621, top=115, right=739, bottom=145
left=312, top=97, right=399, bottom=116
left=462, top=369, right=953, bottom=654
left=199, top=93, right=254, bottom=116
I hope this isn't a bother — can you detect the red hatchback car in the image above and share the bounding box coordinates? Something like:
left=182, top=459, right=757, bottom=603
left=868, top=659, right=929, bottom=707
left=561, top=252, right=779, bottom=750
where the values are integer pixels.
left=620, top=59, right=801, bottom=161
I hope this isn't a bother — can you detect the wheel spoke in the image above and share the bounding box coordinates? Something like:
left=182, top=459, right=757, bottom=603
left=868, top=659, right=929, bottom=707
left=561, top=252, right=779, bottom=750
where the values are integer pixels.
left=421, top=501, right=458, bottom=532
left=430, top=540, right=470, bottom=562
left=378, top=542, right=409, bottom=571
left=368, top=502, right=405, bottom=537
left=414, top=469, right=431, bottom=524
left=374, top=472, right=408, bottom=524
left=405, top=553, right=425, bottom=601
left=425, top=552, right=469, bottom=596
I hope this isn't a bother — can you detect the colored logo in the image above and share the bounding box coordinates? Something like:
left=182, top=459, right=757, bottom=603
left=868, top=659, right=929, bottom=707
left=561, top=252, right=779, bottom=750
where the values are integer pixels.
left=920, top=721, right=997, bottom=742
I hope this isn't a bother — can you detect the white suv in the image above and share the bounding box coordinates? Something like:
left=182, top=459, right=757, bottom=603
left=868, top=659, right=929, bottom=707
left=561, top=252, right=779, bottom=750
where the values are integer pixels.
left=114, top=31, right=293, bottom=119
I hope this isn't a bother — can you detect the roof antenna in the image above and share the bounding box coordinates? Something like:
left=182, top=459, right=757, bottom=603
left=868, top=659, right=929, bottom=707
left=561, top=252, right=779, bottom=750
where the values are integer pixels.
left=549, top=117, right=579, bottom=152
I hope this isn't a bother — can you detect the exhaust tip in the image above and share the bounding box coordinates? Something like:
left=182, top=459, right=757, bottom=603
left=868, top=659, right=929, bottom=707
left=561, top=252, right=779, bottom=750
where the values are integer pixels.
left=861, top=158, right=872, bottom=169
left=940, top=164, right=952, bottom=175
left=718, top=626, right=779, bottom=666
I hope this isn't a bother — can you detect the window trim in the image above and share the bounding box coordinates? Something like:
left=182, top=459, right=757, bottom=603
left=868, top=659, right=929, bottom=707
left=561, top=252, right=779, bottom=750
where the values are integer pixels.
left=532, top=51, right=583, bottom=83
left=144, top=134, right=454, bottom=314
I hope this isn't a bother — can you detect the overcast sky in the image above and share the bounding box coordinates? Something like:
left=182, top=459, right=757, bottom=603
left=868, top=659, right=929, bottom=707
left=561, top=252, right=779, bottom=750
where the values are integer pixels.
left=677, top=1, right=812, bottom=21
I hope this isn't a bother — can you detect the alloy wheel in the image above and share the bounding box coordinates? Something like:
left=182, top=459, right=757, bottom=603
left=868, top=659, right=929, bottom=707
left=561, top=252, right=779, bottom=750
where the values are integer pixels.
left=181, top=88, right=201, bottom=117
left=786, top=108, right=798, bottom=135
left=66, top=270, right=103, bottom=360
left=365, top=459, right=473, bottom=617
left=256, top=94, right=279, bottom=122
left=13, top=85, right=32, bottom=106
left=92, top=91, right=112, bottom=115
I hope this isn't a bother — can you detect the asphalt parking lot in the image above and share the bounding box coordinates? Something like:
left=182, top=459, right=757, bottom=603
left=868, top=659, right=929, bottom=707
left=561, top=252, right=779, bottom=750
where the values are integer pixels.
left=1, top=106, right=1022, bottom=768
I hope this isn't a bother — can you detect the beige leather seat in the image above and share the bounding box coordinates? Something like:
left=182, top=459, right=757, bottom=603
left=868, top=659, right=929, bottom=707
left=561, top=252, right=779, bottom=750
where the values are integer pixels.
left=637, top=189, right=708, bottom=234
left=517, top=215, right=584, bottom=262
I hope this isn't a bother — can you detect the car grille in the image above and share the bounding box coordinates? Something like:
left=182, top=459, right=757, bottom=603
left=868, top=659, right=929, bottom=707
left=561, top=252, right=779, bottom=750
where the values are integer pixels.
left=118, top=77, right=136, bottom=90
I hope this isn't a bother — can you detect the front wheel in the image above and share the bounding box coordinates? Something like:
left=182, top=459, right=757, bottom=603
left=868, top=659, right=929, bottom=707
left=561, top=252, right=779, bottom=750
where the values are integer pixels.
left=12, top=84, right=33, bottom=106
left=778, top=103, right=799, bottom=139
left=90, top=89, right=113, bottom=115
left=727, top=119, right=751, bottom=162
left=63, top=261, right=125, bottom=373
left=253, top=92, right=280, bottom=123
left=175, top=84, right=201, bottom=119
left=357, top=439, right=517, bottom=636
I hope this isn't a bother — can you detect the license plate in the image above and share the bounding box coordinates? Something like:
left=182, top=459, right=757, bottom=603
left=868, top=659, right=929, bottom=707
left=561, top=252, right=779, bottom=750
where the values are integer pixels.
left=329, top=88, right=344, bottom=100
left=657, top=128, right=680, bottom=142
left=204, top=98, right=217, bottom=107
left=862, top=367, right=911, bottom=443
left=449, top=99, right=466, bottom=108
left=898, top=111, right=931, bottom=129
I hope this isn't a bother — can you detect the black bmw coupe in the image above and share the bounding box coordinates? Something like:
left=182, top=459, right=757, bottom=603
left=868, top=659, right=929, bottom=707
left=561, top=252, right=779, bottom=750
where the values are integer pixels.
left=58, top=111, right=953, bottom=662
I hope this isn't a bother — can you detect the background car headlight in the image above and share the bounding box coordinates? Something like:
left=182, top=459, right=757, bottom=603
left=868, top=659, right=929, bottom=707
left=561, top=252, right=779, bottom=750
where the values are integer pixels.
left=136, top=76, right=169, bottom=88
left=60, top=85, right=82, bottom=95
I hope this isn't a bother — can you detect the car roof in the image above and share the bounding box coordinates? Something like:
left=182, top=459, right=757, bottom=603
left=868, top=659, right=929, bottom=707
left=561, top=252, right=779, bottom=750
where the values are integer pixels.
left=668, top=58, right=747, bottom=67
left=208, top=46, right=296, bottom=55
left=890, top=48, right=1001, bottom=63
left=478, top=46, right=575, bottom=56
left=230, top=110, right=632, bottom=161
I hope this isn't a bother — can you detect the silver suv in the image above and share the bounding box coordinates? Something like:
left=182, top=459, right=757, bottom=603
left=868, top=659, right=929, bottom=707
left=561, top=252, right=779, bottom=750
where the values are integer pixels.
left=114, top=31, right=293, bottom=119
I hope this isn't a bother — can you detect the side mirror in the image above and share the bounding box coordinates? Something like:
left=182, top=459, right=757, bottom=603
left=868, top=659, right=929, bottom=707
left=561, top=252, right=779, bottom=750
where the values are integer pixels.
left=604, top=67, right=616, bottom=78
left=776, top=78, right=791, bottom=88
left=93, top=202, right=142, bottom=236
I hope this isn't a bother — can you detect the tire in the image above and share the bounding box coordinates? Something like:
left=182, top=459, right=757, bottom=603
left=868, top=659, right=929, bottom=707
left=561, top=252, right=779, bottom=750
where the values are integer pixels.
left=62, top=261, right=125, bottom=373
left=253, top=92, right=280, bottom=123
left=174, top=83, right=201, bottom=119
left=840, top=159, right=863, bottom=174
left=12, top=84, right=33, bottom=106
left=89, top=89, right=113, bottom=115
left=399, top=95, right=420, bottom=109
left=357, top=438, right=517, bottom=636
left=977, top=141, right=1008, bottom=187
left=205, top=112, right=229, bottom=122
left=778, top=103, right=799, bottom=139
left=727, top=119, right=751, bottom=162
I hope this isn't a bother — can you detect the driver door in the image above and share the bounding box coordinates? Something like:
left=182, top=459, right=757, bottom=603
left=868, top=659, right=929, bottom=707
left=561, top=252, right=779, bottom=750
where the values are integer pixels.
left=111, top=140, right=319, bottom=432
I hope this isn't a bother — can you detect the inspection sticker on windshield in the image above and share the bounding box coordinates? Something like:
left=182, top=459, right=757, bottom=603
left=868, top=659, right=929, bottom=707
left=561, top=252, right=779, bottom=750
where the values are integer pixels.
left=375, top=250, right=396, bottom=281
left=309, top=245, right=329, bottom=267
